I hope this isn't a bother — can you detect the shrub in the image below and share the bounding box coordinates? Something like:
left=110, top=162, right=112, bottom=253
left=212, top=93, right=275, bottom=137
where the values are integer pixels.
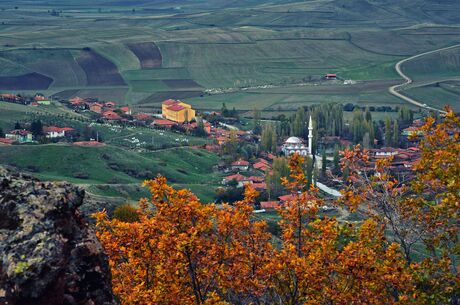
left=113, top=204, right=139, bottom=223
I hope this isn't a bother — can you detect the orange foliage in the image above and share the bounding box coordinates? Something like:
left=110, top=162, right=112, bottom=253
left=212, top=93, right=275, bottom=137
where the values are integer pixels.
left=93, top=110, right=459, bottom=304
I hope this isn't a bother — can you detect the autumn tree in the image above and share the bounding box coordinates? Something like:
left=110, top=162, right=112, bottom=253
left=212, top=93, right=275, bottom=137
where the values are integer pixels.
left=339, top=108, right=460, bottom=304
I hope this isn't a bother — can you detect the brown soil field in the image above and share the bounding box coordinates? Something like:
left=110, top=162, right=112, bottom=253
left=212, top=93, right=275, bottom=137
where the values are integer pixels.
left=76, top=50, right=126, bottom=86
left=0, top=72, right=53, bottom=90
left=127, top=42, right=162, bottom=69
left=137, top=90, right=203, bottom=105
left=162, top=79, right=203, bottom=90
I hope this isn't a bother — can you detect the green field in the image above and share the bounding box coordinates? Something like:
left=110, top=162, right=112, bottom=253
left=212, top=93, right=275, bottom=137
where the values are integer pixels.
left=0, top=0, right=459, bottom=111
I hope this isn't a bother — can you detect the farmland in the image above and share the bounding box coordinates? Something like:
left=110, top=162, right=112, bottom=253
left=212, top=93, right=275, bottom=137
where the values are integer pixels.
left=0, top=0, right=458, bottom=111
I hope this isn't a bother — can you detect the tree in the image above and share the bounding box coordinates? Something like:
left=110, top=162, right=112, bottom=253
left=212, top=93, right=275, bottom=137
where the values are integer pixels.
left=393, top=119, right=399, bottom=147
left=0, top=127, right=4, bottom=137
left=339, top=109, right=460, bottom=304
left=321, top=150, right=327, bottom=177
left=30, top=120, right=43, bottom=136
left=252, top=108, right=262, bottom=135
left=14, top=121, right=21, bottom=130
left=385, top=117, right=392, bottom=146
left=333, top=146, right=340, bottom=174
left=266, top=157, right=289, bottom=200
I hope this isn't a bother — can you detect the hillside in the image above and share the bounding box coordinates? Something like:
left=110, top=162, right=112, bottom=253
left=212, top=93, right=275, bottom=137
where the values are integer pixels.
left=0, top=0, right=459, bottom=112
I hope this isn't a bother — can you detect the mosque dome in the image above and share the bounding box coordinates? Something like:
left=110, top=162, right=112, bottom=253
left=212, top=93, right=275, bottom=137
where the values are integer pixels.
left=285, top=137, right=302, bottom=144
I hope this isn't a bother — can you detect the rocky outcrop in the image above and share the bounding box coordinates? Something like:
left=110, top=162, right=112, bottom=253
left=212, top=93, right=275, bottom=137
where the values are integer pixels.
left=0, top=167, right=116, bottom=305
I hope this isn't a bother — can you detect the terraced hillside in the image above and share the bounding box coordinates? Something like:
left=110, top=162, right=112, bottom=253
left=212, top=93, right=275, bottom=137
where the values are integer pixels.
left=0, top=0, right=459, bottom=111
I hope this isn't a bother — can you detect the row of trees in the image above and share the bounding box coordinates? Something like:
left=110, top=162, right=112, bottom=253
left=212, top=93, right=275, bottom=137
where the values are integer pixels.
left=254, top=104, right=415, bottom=154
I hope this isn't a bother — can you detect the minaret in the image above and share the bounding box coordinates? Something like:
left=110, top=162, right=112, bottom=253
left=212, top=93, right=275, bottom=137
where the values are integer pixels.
left=308, top=115, right=313, bottom=156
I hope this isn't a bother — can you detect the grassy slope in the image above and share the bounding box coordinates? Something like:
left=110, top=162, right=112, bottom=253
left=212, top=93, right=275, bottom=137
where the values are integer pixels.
left=0, top=144, right=222, bottom=195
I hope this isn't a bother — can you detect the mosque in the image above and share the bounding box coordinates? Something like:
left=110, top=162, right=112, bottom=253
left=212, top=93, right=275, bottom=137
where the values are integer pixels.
left=281, top=116, right=313, bottom=157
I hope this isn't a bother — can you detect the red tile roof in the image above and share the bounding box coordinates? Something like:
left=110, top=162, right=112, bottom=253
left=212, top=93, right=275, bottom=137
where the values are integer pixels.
left=252, top=182, right=267, bottom=190
left=253, top=161, right=271, bottom=171
left=167, top=104, right=185, bottom=112
left=224, top=174, right=247, bottom=182
left=163, top=99, right=178, bottom=106
left=45, top=126, right=74, bottom=133
left=248, top=176, right=264, bottom=183
left=153, top=119, right=177, bottom=127
left=120, top=107, right=130, bottom=113
left=232, top=160, right=249, bottom=166
left=260, top=201, right=280, bottom=209
left=0, top=138, right=14, bottom=145
left=7, top=129, right=31, bottom=136
left=279, top=194, right=296, bottom=202
left=103, top=111, right=122, bottom=120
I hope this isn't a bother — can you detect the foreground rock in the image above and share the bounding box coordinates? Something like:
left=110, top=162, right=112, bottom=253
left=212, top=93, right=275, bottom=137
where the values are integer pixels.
left=0, top=167, right=116, bottom=305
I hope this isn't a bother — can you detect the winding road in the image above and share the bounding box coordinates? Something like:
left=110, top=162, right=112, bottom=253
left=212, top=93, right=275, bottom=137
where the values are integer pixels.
left=389, top=44, right=460, bottom=114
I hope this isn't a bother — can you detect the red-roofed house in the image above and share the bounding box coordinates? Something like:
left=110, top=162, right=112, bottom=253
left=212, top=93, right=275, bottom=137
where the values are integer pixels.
left=222, top=174, right=250, bottom=187
left=260, top=201, right=281, bottom=209
left=253, top=161, right=271, bottom=172
left=252, top=182, right=267, bottom=191
left=152, top=119, right=177, bottom=129
left=248, top=176, right=264, bottom=183
left=279, top=194, right=296, bottom=204
left=89, top=103, right=103, bottom=114
left=5, top=130, right=33, bottom=143
left=103, top=111, right=122, bottom=121
left=325, top=73, right=337, bottom=79
left=44, top=126, right=75, bottom=138
left=231, top=159, right=250, bottom=171
left=120, top=106, right=132, bottom=115
left=104, top=101, right=116, bottom=108
left=135, top=113, right=152, bottom=122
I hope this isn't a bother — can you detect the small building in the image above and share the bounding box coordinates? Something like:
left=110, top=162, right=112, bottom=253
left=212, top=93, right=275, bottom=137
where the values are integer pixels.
left=222, top=173, right=250, bottom=188
left=151, top=119, right=177, bottom=129
left=104, top=101, right=116, bottom=108
left=231, top=159, right=249, bottom=171
left=44, top=126, right=75, bottom=139
left=103, top=110, right=122, bottom=121
left=260, top=201, right=281, bottom=209
left=325, top=73, right=337, bottom=80
left=253, top=161, right=271, bottom=172
left=162, top=99, right=196, bottom=123
left=5, top=130, right=34, bottom=143
left=120, top=106, right=132, bottom=115
left=89, top=103, right=103, bottom=114
left=252, top=182, right=267, bottom=191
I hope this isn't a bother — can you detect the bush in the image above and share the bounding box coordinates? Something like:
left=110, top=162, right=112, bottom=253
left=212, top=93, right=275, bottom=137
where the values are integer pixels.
left=113, top=204, right=139, bottom=223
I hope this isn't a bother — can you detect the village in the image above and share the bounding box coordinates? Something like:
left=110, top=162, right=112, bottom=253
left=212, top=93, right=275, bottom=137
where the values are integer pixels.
left=0, top=92, right=425, bottom=210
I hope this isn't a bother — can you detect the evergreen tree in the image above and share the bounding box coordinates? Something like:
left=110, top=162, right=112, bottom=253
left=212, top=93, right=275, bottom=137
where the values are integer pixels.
left=304, top=156, right=314, bottom=188
left=30, top=120, right=43, bottom=136
left=271, top=129, right=277, bottom=154
left=384, top=117, right=392, bottom=147
left=253, top=108, right=262, bottom=135
left=321, top=150, right=327, bottom=177
left=14, top=121, right=21, bottom=130
left=0, top=127, right=3, bottom=137
left=333, top=146, right=340, bottom=175
left=393, top=120, right=399, bottom=147
left=365, top=107, right=372, bottom=122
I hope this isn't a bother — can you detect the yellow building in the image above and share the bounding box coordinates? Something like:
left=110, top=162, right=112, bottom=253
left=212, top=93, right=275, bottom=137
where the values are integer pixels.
left=162, top=99, right=196, bottom=123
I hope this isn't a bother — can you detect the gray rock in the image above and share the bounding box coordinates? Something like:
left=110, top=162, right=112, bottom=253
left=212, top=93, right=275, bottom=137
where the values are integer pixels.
left=0, top=167, right=117, bottom=305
